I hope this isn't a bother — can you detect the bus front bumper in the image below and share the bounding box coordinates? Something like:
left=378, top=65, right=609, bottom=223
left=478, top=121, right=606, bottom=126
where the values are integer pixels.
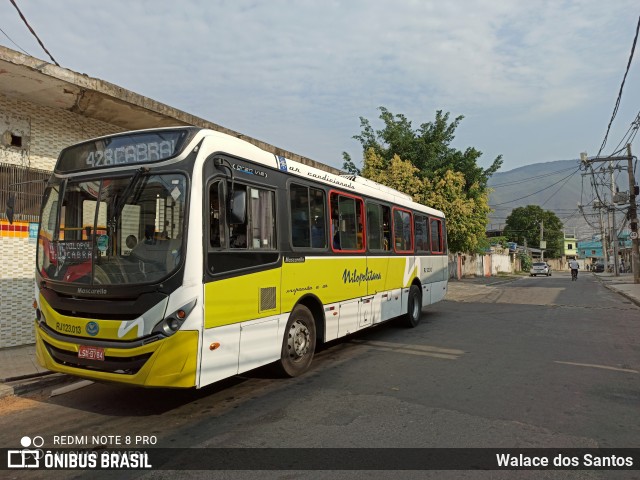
left=35, top=321, right=199, bottom=388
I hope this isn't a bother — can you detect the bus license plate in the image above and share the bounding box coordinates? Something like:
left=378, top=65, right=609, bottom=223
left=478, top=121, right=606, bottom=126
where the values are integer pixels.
left=78, top=345, right=105, bottom=361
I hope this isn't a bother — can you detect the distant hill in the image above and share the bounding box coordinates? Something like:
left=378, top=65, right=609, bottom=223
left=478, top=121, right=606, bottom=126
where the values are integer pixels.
left=487, top=159, right=593, bottom=240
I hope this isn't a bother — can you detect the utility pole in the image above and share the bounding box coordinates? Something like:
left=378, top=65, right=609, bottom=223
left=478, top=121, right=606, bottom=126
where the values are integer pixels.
left=540, top=220, right=544, bottom=262
left=582, top=150, right=638, bottom=282
left=626, top=144, right=639, bottom=284
left=599, top=207, right=608, bottom=270
left=610, top=158, right=619, bottom=276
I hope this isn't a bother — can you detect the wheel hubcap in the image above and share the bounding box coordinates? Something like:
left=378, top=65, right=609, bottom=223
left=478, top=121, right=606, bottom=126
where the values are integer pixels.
left=288, top=320, right=310, bottom=360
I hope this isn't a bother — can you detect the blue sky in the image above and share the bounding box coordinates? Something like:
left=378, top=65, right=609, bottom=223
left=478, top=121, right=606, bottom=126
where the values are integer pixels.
left=1, top=0, right=639, bottom=173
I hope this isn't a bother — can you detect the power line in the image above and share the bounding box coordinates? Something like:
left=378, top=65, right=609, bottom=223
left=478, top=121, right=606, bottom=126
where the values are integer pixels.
left=610, top=111, right=640, bottom=155
left=0, top=25, right=30, bottom=55
left=540, top=168, right=580, bottom=208
left=8, top=0, right=60, bottom=67
left=489, top=167, right=581, bottom=207
left=488, top=165, right=577, bottom=188
left=597, top=15, right=640, bottom=157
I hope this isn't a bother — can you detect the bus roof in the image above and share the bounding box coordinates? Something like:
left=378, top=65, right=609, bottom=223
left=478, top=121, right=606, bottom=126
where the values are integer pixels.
left=55, top=126, right=445, bottom=218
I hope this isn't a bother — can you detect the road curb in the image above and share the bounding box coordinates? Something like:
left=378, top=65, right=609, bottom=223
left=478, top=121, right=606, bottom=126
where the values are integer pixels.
left=592, top=274, right=640, bottom=308
left=0, top=373, right=73, bottom=399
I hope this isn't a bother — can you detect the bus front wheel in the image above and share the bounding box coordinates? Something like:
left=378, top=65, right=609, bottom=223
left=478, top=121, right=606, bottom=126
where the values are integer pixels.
left=404, top=284, right=422, bottom=328
left=277, top=305, right=316, bottom=377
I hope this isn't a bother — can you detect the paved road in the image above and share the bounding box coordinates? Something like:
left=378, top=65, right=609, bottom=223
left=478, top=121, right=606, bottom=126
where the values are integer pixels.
left=0, top=273, right=638, bottom=479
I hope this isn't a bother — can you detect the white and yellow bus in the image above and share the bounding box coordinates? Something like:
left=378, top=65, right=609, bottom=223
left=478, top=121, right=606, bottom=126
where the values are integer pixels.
left=33, top=127, right=448, bottom=388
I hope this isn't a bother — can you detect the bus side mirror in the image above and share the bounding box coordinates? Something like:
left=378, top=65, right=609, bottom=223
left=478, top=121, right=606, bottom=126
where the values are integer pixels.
left=228, top=190, right=246, bottom=224
left=5, top=193, right=15, bottom=224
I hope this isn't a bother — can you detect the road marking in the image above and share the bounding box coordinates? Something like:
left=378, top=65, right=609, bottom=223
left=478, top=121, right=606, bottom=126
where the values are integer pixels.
left=554, top=361, right=639, bottom=374
left=50, top=380, right=94, bottom=397
left=350, top=339, right=464, bottom=360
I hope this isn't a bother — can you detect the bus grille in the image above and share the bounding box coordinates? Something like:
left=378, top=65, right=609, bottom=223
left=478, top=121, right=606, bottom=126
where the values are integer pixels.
left=260, top=287, right=276, bottom=311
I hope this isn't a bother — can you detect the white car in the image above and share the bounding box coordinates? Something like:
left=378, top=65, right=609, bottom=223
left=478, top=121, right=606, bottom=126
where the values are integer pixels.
left=530, top=262, right=552, bottom=277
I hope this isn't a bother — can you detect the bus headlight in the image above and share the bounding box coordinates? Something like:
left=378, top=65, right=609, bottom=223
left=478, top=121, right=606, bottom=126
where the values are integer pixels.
left=153, top=299, right=197, bottom=337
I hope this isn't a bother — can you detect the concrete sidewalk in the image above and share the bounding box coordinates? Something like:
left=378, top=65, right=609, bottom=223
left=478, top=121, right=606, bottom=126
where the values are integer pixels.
left=1, top=271, right=639, bottom=399
left=592, top=271, right=640, bottom=307
left=0, top=343, right=71, bottom=398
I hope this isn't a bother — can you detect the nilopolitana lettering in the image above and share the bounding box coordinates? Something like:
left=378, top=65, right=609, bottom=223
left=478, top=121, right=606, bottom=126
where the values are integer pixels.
left=342, top=268, right=382, bottom=285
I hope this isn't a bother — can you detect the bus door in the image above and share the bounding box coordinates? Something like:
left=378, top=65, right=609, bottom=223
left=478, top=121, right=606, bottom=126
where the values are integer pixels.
left=200, top=169, right=281, bottom=386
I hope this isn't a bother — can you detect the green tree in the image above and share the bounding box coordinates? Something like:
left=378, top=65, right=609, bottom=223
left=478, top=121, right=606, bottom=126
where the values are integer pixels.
left=351, top=107, right=502, bottom=191
left=341, top=152, right=360, bottom=175
left=361, top=149, right=491, bottom=253
left=348, top=107, right=501, bottom=253
left=503, top=205, right=564, bottom=258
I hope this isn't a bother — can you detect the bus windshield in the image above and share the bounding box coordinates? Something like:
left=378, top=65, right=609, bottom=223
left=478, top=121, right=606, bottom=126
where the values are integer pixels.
left=37, top=172, right=187, bottom=286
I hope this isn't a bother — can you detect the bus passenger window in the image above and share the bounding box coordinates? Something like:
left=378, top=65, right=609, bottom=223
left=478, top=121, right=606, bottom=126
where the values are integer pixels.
left=393, top=208, right=413, bottom=253
left=366, top=203, right=390, bottom=251
left=209, top=181, right=224, bottom=248
left=290, top=184, right=326, bottom=249
left=366, top=203, right=382, bottom=250
left=290, top=184, right=310, bottom=247
left=330, top=192, right=364, bottom=252
left=382, top=206, right=391, bottom=251
left=310, top=187, right=326, bottom=248
left=415, top=215, right=428, bottom=252
left=248, top=187, right=276, bottom=249
left=430, top=218, right=443, bottom=253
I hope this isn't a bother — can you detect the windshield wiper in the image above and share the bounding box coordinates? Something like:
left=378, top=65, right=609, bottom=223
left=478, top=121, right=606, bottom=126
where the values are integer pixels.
left=109, top=167, right=148, bottom=232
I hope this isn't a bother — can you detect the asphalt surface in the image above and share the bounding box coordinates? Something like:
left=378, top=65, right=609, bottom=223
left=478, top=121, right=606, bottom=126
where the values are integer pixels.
left=0, top=272, right=638, bottom=479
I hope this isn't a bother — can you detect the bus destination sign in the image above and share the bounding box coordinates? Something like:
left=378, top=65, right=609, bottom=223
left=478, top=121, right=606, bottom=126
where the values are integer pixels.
left=84, top=140, right=176, bottom=167
left=55, top=129, right=196, bottom=173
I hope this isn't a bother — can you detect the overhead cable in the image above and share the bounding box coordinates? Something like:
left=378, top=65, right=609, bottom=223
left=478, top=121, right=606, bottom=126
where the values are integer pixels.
left=8, top=0, right=60, bottom=66
left=597, top=15, right=640, bottom=157
left=489, top=167, right=581, bottom=207
left=0, top=25, right=30, bottom=55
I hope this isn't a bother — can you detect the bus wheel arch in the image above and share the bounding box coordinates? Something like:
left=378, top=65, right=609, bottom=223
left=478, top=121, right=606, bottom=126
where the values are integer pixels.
left=295, top=295, right=325, bottom=344
left=277, top=303, right=316, bottom=377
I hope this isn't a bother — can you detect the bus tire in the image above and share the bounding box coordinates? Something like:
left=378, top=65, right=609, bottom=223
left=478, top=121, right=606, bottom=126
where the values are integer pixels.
left=277, top=304, right=316, bottom=377
left=404, top=284, right=422, bottom=328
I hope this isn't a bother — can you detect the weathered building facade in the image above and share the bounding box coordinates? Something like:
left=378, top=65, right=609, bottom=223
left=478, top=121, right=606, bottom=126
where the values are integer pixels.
left=0, top=45, right=338, bottom=348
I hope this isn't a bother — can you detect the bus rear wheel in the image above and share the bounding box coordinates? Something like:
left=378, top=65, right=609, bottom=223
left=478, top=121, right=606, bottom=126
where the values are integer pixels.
left=277, top=305, right=316, bottom=377
left=403, top=284, right=422, bottom=328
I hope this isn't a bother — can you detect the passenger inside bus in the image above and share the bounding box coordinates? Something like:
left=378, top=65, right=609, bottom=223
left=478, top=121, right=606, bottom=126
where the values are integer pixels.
left=231, top=223, right=247, bottom=248
left=311, top=216, right=325, bottom=248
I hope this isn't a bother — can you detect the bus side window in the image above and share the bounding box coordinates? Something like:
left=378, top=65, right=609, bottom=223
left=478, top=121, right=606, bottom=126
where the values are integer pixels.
left=430, top=217, right=443, bottom=253
left=227, top=183, right=250, bottom=248
left=415, top=215, right=428, bottom=252
left=290, top=184, right=310, bottom=247
left=382, top=206, right=391, bottom=251
left=248, top=186, right=276, bottom=249
left=310, top=187, right=326, bottom=248
left=290, top=184, right=326, bottom=249
left=366, top=202, right=390, bottom=251
left=366, top=203, right=382, bottom=250
left=393, top=208, right=413, bottom=253
left=330, top=192, right=364, bottom=252
left=209, top=181, right=225, bottom=248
